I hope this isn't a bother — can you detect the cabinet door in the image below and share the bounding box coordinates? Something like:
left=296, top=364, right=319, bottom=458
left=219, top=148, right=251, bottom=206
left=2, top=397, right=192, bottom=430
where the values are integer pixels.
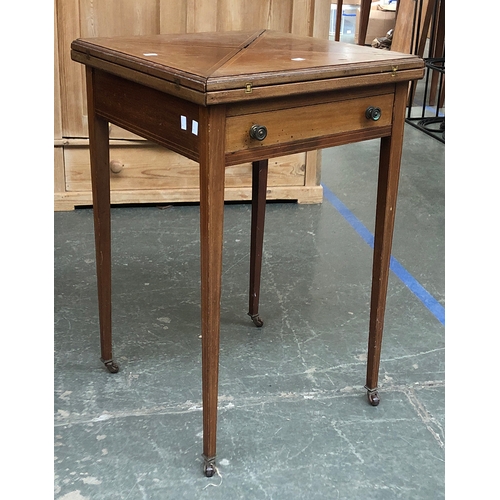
left=159, top=0, right=330, bottom=36
left=55, top=0, right=329, bottom=209
left=159, top=0, right=295, bottom=33
left=56, top=0, right=330, bottom=139
left=56, top=0, right=160, bottom=138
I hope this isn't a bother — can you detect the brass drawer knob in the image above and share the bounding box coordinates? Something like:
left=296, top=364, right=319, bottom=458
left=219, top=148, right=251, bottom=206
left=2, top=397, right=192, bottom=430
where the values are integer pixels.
left=249, top=124, right=267, bottom=141
left=365, top=106, right=382, bottom=121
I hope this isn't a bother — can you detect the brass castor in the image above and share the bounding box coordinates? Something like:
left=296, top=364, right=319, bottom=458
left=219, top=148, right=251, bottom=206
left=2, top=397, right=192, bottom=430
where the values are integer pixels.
left=203, top=456, right=216, bottom=477
left=102, top=359, right=119, bottom=373
left=248, top=313, right=264, bottom=327
left=366, top=389, right=380, bottom=406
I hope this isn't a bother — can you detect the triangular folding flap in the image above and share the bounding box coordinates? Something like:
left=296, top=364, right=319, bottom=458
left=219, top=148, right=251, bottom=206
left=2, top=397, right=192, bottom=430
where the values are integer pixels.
left=207, top=30, right=423, bottom=90
left=71, top=30, right=264, bottom=85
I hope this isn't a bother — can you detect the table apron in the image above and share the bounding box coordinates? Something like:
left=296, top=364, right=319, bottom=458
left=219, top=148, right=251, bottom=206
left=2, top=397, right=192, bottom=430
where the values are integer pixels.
left=92, top=69, right=201, bottom=162
left=90, top=69, right=397, bottom=167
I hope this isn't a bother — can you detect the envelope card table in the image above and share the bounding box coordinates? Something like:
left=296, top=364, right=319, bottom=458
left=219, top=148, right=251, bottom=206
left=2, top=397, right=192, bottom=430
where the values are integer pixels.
left=71, top=30, right=424, bottom=476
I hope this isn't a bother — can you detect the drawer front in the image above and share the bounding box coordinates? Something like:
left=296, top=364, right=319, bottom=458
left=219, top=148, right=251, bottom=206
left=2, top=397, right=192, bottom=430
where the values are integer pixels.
left=64, top=145, right=306, bottom=192
left=226, top=93, right=394, bottom=154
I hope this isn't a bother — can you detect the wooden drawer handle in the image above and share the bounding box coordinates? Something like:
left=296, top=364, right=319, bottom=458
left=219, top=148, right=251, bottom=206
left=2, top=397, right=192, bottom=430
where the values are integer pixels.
left=110, top=160, right=124, bottom=174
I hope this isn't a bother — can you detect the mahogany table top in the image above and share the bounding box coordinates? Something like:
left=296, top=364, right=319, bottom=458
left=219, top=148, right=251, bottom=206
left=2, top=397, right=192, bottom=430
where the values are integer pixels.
left=71, top=30, right=424, bottom=104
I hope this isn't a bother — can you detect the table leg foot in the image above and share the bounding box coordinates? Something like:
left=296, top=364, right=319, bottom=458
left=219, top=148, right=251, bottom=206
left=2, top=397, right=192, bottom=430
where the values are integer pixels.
left=101, top=358, right=119, bottom=373
left=203, top=455, right=216, bottom=477
left=365, top=386, right=380, bottom=406
left=248, top=312, right=264, bottom=327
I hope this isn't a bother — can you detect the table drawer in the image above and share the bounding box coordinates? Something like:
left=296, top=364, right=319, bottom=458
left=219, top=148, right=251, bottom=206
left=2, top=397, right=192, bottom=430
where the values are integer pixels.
left=226, top=93, right=394, bottom=154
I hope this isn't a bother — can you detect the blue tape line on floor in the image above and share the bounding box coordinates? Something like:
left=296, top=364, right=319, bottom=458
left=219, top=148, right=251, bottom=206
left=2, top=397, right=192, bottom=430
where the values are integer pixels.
left=322, top=184, right=445, bottom=325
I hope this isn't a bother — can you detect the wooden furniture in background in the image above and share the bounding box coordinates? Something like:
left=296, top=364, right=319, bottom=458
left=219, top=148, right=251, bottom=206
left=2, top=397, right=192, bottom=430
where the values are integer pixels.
left=391, top=0, right=444, bottom=106
left=357, top=0, right=373, bottom=45
left=391, top=0, right=444, bottom=60
left=402, top=0, right=444, bottom=142
left=71, top=29, right=423, bottom=476
left=391, top=0, right=415, bottom=53
left=54, top=0, right=332, bottom=211
left=334, top=0, right=372, bottom=45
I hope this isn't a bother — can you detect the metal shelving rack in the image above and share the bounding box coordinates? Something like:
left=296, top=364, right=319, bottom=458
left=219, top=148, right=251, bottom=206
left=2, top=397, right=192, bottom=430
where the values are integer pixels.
left=406, top=56, right=445, bottom=143
left=403, top=0, right=445, bottom=143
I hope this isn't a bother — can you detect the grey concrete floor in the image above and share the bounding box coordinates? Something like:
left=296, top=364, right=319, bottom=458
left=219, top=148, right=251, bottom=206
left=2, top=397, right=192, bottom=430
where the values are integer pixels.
left=54, top=124, right=444, bottom=499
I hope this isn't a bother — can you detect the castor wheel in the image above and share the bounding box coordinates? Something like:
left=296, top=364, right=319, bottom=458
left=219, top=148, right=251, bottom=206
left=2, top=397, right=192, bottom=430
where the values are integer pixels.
left=203, top=456, right=216, bottom=477
left=366, top=389, right=380, bottom=406
left=204, top=462, right=216, bottom=477
left=102, top=359, right=119, bottom=373
left=248, top=313, right=264, bottom=327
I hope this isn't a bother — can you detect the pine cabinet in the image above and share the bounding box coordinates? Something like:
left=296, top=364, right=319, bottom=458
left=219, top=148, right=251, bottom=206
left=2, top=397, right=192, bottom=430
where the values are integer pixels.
left=54, top=0, right=330, bottom=210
